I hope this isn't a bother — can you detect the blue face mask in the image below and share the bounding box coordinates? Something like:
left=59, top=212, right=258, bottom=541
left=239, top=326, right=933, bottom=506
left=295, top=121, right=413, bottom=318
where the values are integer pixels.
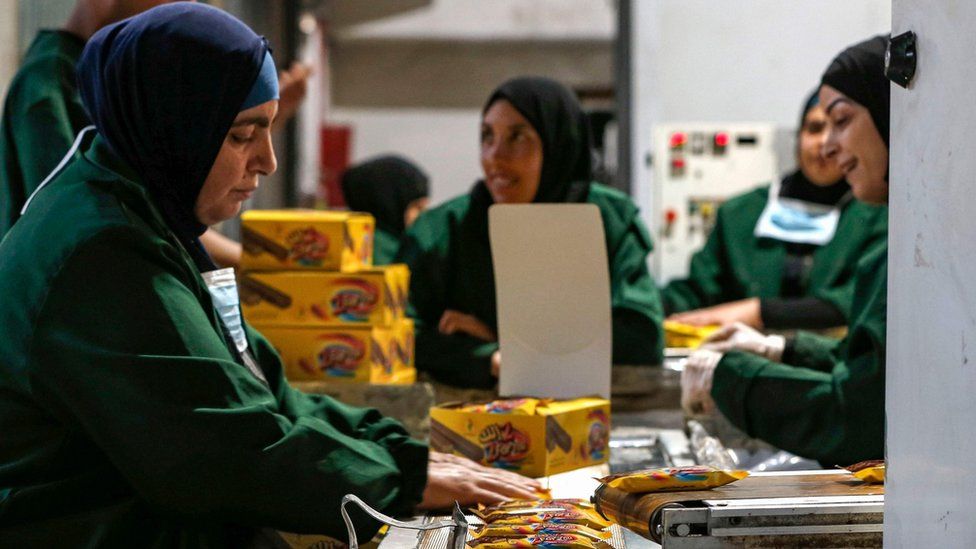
left=202, top=268, right=248, bottom=352
left=202, top=267, right=267, bottom=383
left=754, top=183, right=850, bottom=245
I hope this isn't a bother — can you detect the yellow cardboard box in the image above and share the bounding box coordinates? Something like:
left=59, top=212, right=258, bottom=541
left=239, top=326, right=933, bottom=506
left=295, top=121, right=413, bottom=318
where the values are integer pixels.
left=392, top=318, right=415, bottom=373
left=240, top=267, right=404, bottom=327
left=387, top=264, right=411, bottom=314
left=255, top=324, right=415, bottom=384
left=429, top=398, right=610, bottom=477
left=241, top=209, right=374, bottom=272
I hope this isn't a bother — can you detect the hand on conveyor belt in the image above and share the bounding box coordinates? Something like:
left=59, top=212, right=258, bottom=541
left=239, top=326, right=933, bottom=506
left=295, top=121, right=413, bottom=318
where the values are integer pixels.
left=418, top=451, right=543, bottom=510
left=680, top=350, right=722, bottom=415
left=699, top=322, right=785, bottom=361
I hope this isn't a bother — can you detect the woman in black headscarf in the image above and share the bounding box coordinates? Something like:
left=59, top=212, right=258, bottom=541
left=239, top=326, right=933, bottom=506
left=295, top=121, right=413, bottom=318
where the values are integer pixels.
left=681, top=35, right=892, bottom=466
left=0, top=4, right=537, bottom=546
left=662, top=89, right=888, bottom=330
left=397, top=76, right=665, bottom=391
left=341, top=154, right=430, bottom=264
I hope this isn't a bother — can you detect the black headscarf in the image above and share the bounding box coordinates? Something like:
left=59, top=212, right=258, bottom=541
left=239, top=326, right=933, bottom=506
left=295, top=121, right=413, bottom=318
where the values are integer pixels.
left=780, top=89, right=850, bottom=206
left=466, top=77, right=594, bottom=241
left=469, top=76, right=593, bottom=210
left=341, top=155, right=429, bottom=236
left=821, top=35, right=890, bottom=147
left=77, top=3, right=269, bottom=270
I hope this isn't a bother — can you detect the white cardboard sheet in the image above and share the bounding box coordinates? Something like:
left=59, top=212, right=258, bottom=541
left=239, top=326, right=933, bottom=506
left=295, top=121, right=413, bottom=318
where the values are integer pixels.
left=489, top=204, right=611, bottom=399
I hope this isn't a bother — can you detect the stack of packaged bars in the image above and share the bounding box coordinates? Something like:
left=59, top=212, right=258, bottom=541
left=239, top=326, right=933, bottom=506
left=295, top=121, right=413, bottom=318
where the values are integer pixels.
left=239, top=209, right=416, bottom=385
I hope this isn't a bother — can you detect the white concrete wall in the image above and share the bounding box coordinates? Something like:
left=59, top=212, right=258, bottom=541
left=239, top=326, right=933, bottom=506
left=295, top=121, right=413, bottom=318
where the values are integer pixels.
left=886, top=2, right=976, bottom=546
left=629, top=0, right=891, bottom=229
left=328, top=0, right=615, bottom=206
left=335, top=0, right=614, bottom=42
left=328, top=107, right=481, bottom=206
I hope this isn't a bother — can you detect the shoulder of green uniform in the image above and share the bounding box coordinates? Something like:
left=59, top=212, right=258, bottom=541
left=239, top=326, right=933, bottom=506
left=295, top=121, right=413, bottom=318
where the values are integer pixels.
left=12, top=160, right=172, bottom=260
left=4, top=42, right=81, bottom=114
left=585, top=182, right=658, bottom=253
left=405, top=193, right=471, bottom=241
left=717, top=185, right=770, bottom=216
left=586, top=182, right=640, bottom=223
left=861, top=236, right=888, bottom=265
left=845, top=199, right=889, bottom=227
left=2, top=170, right=183, bottom=338
left=407, top=194, right=471, bottom=233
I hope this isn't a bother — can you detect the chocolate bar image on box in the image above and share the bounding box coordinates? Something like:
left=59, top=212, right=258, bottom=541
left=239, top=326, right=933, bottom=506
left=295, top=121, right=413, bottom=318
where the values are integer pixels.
left=383, top=283, right=397, bottom=314
left=370, top=337, right=392, bottom=373
left=240, top=274, right=293, bottom=309
left=546, top=416, right=573, bottom=453
left=242, top=226, right=289, bottom=261
left=430, top=419, right=484, bottom=462
left=395, top=283, right=407, bottom=312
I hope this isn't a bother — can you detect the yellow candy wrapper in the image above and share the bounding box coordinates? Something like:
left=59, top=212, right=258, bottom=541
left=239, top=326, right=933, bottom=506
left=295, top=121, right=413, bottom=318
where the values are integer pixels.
left=663, top=321, right=720, bottom=349
left=467, top=533, right=597, bottom=549
left=476, top=507, right=610, bottom=531
left=460, top=398, right=545, bottom=415
left=599, top=466, right=748, bottom=493
left=472, top=523, right=609, bottom=542
left=478, top=499, right=593, bottom=513
left=845, top=460, right=885, bottom=484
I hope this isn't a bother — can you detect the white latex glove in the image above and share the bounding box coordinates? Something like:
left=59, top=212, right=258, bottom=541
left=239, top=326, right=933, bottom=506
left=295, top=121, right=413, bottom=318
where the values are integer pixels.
left=681, top=349, right=723, bottom=416
left=699, top=322, right=785, bottom=362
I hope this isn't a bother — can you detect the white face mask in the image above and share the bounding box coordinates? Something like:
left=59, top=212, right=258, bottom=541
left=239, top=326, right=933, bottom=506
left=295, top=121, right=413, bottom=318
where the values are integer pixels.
left=754, top=182, right=851, bottom=245
left=202, top=267, right=267, bottom=383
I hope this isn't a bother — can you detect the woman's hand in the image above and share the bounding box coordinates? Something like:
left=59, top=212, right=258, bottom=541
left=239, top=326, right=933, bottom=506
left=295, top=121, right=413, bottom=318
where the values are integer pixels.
left=439, top=310, right=497, bottom=342
left=418, top=452, right=543, bottom=510
left=699, top=322, right=785, bottom=361
left=490, top=351, right=501, bottom=378
left=667, top=298, right=763, bottom=329
left=680, top=350, right=723, bottom=415
left=274, top=61, right=312, bottom=129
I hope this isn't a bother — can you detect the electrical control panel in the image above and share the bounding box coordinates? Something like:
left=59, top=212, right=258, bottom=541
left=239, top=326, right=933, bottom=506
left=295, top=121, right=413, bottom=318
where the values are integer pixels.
left=651, top=123, right=780, bottom=284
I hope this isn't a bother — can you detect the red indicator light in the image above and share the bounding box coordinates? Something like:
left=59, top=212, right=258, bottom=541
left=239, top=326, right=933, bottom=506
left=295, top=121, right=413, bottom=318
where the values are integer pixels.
left=671, top=158, right=686, bottom=169
left=713, top=132, right=729, bottom=147
left=669, top=132, right=687, bottom=149
left=665, top=209, right=677, bottom=224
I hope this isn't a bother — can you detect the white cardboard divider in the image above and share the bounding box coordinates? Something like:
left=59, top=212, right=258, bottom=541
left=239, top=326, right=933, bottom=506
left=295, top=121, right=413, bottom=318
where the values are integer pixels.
left=489, top=204, right=612, bottom=399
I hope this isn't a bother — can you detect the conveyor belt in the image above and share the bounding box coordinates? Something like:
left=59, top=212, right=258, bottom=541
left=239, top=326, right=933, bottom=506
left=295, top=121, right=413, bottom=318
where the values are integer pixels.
left=593, top=470, right=883, bottom=542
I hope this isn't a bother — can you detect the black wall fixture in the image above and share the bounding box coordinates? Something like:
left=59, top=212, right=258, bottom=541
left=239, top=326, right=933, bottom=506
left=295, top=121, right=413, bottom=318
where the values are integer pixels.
left=886, top=30, right=917, bottom=88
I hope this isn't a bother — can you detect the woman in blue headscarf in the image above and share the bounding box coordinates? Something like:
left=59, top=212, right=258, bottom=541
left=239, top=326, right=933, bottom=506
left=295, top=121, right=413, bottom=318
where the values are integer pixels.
left=0, top=4, right=537, bottom=547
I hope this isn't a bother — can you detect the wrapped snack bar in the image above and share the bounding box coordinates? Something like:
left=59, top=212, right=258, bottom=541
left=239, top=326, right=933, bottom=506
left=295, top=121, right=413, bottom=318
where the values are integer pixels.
left=663, top=321, right=719, bottom=349
left=467, top=533, right=598, bottom=549
left=474, top=507, right=610, bottom=530
left=478, top=499, right=593, bottom=512
left=844, top=460, right=885, bottom=484
left=598, top=466, right=748, bottom=494
left=472, top=522, right=610, bottom=542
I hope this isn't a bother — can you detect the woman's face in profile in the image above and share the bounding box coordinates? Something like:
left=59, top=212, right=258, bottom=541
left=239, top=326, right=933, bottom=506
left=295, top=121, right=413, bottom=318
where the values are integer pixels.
left=480, top=99, right=543, bottom=204
left=195, top=100, right=278, bottom=225
left=820, top=85, right=889, bottom=205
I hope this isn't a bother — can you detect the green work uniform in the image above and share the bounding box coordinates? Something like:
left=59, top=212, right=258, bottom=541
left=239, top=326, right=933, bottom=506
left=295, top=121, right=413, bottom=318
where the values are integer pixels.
left=373, top=226, right=400, bottom=265
left=0, top=135, right=428, bottom=546
left=661, top=186, right=888, bottom=321
left=0, top=30, right=89, bottom=238
left=398, top=183, right=665, bottom=389
left=710, top=240, right=888, bottom=466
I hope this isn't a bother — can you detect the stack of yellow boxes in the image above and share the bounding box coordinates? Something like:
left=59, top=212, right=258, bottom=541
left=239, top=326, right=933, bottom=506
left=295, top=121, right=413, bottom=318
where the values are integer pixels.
left=239, top=210, right=416, bottom=385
